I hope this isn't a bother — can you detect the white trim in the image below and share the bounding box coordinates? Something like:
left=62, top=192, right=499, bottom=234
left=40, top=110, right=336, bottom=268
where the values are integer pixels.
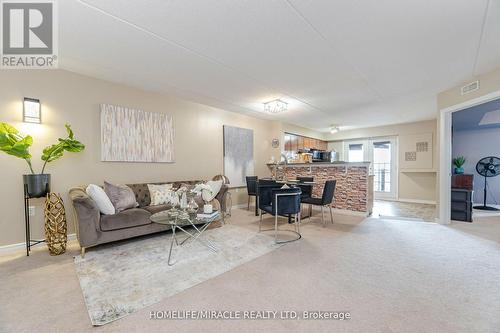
left=439, top=90, right=500, bottom=224
left=398, top=198, right=437, bottom=205
left=0, top=234, right=77, bottom=255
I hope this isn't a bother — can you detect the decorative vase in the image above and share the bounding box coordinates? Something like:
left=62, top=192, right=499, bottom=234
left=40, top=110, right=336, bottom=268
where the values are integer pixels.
left=187, top=197, right=199, bottom=213
left=454, top=167, right=464, bottom=174
left=180, top=192, right=188, bottom=210
left=44, top=193, right=67, bottom=255
left=23, top=174, right=51, bottom=198
left=203, top=204, right=213, bottom=214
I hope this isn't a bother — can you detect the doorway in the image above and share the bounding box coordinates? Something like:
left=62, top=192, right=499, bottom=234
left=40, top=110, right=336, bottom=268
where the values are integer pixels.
left=345, top=137, right=398, bottom=199
left=439, top=91, right=500, bottom=224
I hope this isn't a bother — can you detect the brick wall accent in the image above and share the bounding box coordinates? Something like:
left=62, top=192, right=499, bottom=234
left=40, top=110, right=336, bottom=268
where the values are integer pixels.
left=268, top=165, right=369, bottom=212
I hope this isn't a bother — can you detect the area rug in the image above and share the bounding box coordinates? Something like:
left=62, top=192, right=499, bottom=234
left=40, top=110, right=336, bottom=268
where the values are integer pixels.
left=74, top=225, right=280, bottom=326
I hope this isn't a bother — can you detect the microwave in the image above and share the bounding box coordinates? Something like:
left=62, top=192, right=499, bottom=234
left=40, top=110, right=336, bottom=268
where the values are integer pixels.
left=312, top=150, right=333, bottom=162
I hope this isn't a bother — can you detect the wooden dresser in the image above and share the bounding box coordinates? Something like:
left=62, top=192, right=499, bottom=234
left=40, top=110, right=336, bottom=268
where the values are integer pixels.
left=451, top=174, right=473, bottom=222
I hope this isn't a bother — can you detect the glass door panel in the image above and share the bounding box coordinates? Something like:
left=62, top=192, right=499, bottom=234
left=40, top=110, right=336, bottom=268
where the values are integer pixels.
left=373, top=141, right=391, bottom=193
left=347, top=143, right=364, bottom=162
left=372, top=138, right=397, bottom=199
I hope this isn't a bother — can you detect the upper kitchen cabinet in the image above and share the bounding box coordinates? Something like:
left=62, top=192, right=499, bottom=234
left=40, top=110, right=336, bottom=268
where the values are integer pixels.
left=284, top=132, right=328, bottom=152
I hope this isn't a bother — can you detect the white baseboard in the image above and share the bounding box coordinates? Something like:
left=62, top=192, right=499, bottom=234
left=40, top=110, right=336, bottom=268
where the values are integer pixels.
left=397, top=198, right=437, bottom=205
left=0, top=233, right=77, bottom=255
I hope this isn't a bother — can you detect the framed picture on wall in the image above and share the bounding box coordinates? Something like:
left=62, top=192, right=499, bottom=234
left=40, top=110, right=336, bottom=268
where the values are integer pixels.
left=223, top=125, right=254, bottom=187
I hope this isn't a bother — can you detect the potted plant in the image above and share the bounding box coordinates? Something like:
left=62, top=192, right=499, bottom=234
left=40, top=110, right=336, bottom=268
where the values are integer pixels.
left=453, top=156, right=466, bottom=175
left=0, top=123, right=85, bottom=198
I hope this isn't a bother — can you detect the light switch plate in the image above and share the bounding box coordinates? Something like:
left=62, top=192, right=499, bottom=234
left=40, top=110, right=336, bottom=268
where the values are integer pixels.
left=29, top=206, right=35, bottom=216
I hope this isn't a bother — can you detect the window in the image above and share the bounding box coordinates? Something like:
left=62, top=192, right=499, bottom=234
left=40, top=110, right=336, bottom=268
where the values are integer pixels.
left=348, top=143, right=364, bottom=162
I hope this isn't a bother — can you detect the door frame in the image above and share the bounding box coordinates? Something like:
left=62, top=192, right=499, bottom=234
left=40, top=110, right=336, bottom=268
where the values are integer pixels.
left=438, top=90, right=500, bottom=224
left=344, top=136, right=398, bottom=200
left=371, top=136, right=398, bottom=200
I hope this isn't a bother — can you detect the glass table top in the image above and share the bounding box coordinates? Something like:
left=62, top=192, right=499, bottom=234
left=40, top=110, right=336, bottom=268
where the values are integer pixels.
left=150, top=209, right=221, bottom=226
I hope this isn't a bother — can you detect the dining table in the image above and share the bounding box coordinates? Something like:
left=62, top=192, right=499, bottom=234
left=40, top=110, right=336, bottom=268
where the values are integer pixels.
left=254, top=178, right=316, bottom=217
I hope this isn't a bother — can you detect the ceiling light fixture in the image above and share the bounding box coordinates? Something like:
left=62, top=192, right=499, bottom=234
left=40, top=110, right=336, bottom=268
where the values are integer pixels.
left=330, top=125, right=340, bottom=134
left=264, top=99, right=287, bottom=114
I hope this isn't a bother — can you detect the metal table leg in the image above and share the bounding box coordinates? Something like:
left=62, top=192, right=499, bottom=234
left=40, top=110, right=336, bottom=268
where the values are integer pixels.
left=167, top=219, right=219, bottom=265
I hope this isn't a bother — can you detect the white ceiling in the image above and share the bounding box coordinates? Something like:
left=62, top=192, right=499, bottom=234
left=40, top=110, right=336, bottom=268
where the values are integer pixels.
left=58, top=0, right=500, bottom=132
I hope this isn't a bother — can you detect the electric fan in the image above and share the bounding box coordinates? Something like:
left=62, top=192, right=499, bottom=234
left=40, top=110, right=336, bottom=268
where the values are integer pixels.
left=474, top=156, right=500, bottom=211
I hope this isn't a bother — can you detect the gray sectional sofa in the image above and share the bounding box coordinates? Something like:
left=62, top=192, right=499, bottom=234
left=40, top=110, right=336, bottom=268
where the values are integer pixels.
left=69, top=180, right=228, bottom=257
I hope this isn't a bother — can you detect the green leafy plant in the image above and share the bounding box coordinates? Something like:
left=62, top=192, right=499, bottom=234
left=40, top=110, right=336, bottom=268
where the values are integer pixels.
left=41, top=124, right=85, bottom=173
left=453, top=156, right=466, bottom=168
left=0, top=122, right=85, bottom=174
left=0, top=123, right=34, bottom=173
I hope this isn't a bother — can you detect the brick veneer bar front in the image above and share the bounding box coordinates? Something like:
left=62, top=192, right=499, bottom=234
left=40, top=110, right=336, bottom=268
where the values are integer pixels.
left=267, top=162, right=373, bottom=213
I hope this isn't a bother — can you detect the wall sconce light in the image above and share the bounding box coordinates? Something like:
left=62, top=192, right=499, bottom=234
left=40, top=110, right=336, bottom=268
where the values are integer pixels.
left=23, top=97, right=41, bottom=124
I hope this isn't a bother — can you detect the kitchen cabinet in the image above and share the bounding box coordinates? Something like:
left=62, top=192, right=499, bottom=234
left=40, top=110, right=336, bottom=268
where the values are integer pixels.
left=290, top=135, right=298, bottom=151
left=297, top=136, right=304, bottom=150
left=284, top=134, right=291, bottom=151
left=284, top=133, right=328, bottom=152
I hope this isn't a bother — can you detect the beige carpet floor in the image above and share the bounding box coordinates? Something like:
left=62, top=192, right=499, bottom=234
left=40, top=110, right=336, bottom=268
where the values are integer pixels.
left=1, top=208, right=499, bottom=332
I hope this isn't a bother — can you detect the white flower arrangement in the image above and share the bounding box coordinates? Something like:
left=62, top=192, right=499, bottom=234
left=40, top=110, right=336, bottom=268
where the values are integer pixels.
left=166, top=190, right=179, bottom=206
left=192, top=183, right=214, bottom=203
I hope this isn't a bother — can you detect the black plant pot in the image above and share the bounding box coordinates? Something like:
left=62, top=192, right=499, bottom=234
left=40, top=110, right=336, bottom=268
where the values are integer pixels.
left=23, top=174, right=51, bottom=198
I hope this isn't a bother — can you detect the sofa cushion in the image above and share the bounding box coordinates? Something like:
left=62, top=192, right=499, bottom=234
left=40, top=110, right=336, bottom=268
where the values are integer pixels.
left=100, top=208, right=152, bottom=231
left=148, top=184, right=174, bottom=206
left=127, top=183, right=152, bottom=207
left=127, top=181, right=205, bottom=207
left=143, top=204, right=171, bottom=215
left=104, top=181, right=139, bottom=212
left=203, top=180, right=223, bottom=202
left=85, top=184, right=115, bottom=215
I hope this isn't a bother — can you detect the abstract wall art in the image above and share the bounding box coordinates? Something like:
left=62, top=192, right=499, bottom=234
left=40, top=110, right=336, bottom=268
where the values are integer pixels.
left=399, top=133, right=433, bottom=169
left=223, top=125, right=254, bottom=187
left=100, top=104, right=175, bottom=162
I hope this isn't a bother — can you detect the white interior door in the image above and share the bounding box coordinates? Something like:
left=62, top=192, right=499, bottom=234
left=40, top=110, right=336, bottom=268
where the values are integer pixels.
left=345, top=137, right=398, bottom=199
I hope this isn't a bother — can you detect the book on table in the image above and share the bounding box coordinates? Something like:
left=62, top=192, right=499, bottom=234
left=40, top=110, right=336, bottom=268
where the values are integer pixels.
left=197, top=210, right=219, bottom=219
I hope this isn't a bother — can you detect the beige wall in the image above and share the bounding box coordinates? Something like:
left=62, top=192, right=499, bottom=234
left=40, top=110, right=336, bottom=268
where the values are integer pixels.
left=0, top=70, right=284, bottom=247
left=438, top=67, right=500, bottom=110
left=326, top=120, right=438, bottom=202
left=282, top=123, right=327, bottom=140
left=436, top=66, right=500, bottom=211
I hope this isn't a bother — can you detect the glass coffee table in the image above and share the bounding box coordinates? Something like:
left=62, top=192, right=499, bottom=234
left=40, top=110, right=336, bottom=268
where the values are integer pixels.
left=150, top=209, right=221, bottom=266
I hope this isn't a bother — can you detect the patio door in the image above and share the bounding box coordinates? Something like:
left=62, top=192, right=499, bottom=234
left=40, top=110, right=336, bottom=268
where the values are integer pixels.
left=344, top=137, right=398, bottom=199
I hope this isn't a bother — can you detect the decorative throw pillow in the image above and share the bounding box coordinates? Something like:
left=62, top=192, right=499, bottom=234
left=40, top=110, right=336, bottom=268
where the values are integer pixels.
left=147, top=183, right=174, bottom=206
left=86, top=184, right=115, bottom=215
left=202, top=180, right=223, bottom=202
left=104, top=181, right=139, bottom=212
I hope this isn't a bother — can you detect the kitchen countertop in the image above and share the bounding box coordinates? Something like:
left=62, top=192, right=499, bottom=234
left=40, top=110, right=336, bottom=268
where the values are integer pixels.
left=267, top=161, right=371, bottom=166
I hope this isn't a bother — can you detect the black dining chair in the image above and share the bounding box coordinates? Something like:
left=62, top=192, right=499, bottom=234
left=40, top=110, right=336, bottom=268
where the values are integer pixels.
left=297, top=176, right=314, bottom=198
left=258, top=185, right=302, bottom=243
left=301, top=179, right=336, bottom=226
left=297, top=176, right=314, bottom=217
left=245, top=176, right=258, bottom=210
